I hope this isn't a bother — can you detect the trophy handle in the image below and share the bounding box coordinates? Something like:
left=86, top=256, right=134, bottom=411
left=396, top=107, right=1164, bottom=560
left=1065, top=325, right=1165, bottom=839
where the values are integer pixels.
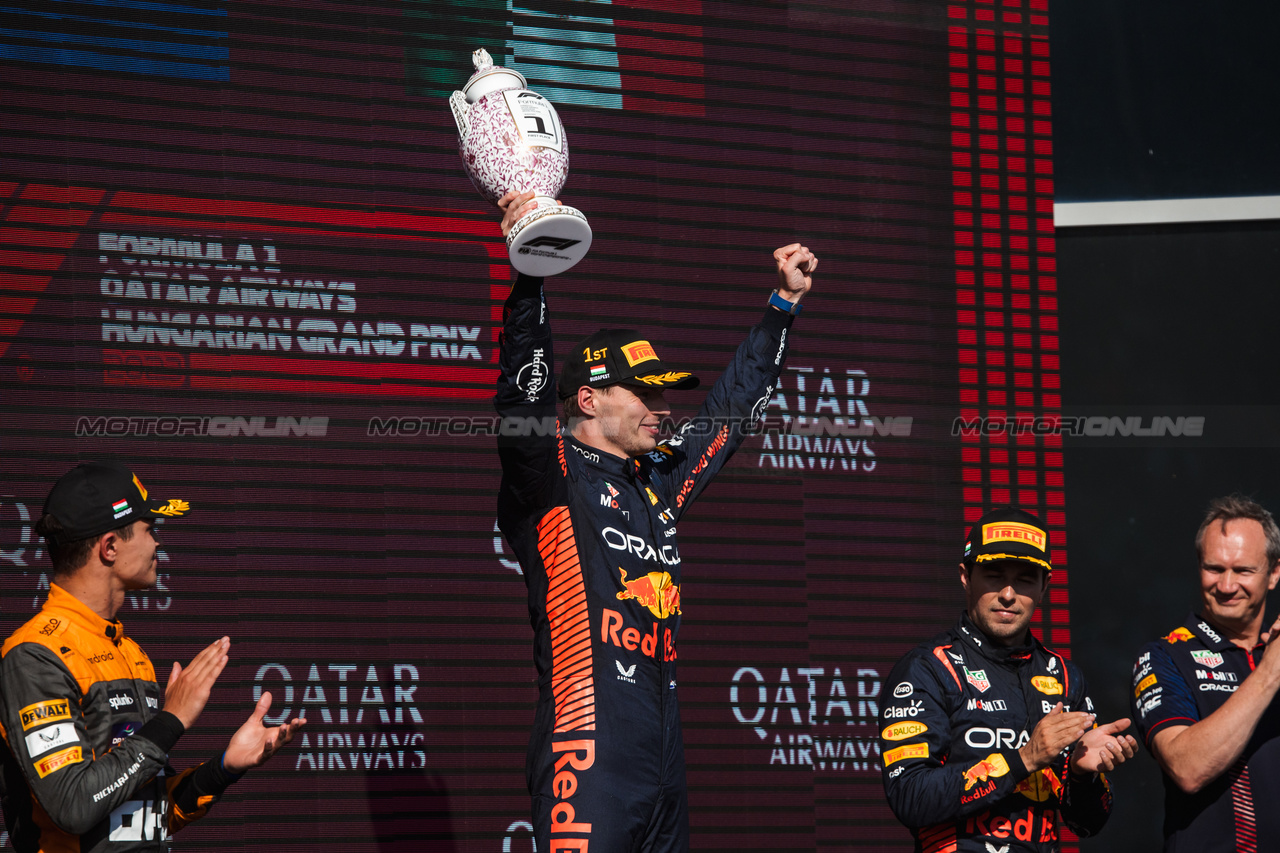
left=449, top=91, right=470, bottom=138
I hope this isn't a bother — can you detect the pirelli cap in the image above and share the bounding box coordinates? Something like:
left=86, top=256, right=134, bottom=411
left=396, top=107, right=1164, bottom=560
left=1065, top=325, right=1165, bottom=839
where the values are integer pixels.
left=38, top=462, right=190, bottom=543
left=962, top=507, right=1052, bottom=572
left=559, top=329, right=700, bottom=399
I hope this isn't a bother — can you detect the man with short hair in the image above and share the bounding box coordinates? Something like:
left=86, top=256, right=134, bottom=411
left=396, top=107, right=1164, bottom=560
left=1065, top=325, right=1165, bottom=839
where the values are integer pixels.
left=1130, top=494, right=1280, bottom=851
left=0, top=461, right=305, bottom=852
left=880, top=507, right=1136, bottom=852
left=494, top=190, right=816, bottom=852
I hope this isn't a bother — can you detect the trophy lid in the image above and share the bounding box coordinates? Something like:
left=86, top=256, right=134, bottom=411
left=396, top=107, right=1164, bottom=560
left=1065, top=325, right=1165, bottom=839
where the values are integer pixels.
left=461, top=47, right=527, bottom=103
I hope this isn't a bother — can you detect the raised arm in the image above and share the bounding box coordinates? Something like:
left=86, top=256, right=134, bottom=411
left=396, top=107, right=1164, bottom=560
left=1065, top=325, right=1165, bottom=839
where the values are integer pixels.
left=494, top=190, right=562, bottom=516
left=645, top=244, right=817, bottom=516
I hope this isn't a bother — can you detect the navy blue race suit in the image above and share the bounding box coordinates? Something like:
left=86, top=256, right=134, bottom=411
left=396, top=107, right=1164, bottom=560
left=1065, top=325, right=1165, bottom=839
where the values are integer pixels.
left=1131, top=614, right=1280, bottom=852
left=495, top=272, right=793, bottom=853
left=880, top=615, right=1113, bottom=852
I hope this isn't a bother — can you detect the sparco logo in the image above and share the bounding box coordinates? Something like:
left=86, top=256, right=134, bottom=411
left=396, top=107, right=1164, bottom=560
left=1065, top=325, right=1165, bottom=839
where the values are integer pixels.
left=519, top=237, right=581, bottom=252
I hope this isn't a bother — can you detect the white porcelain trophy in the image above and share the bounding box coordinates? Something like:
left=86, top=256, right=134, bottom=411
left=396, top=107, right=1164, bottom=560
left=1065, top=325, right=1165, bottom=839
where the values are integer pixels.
left=450, top=48, right=592, bottom=277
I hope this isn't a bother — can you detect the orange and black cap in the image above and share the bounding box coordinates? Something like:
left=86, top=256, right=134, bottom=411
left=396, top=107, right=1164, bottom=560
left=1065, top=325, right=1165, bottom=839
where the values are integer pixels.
left=558, top=328, right=700, bottom=399
left=962, top=507, right=1052, bottom=572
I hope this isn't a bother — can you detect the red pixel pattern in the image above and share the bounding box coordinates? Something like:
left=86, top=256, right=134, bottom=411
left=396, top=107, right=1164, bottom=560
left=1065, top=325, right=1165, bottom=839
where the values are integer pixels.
left=947, top=0, right=1070, bottom=704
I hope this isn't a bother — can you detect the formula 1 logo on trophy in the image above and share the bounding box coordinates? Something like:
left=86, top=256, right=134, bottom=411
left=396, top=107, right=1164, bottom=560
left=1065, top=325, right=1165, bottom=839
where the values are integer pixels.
left=450, top=48, right=592, bottom=277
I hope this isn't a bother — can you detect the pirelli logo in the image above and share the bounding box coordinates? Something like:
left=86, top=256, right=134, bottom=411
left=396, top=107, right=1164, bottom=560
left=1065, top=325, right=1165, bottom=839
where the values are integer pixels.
left=981, top=521, right=1046, bottom=552
left=35, top=746, right=82, bottom=778
left=621, top=341, right=657, bottom=367
left=883, top=742, right=929, bottom=766
left=21, top=700, right=71, bottom=731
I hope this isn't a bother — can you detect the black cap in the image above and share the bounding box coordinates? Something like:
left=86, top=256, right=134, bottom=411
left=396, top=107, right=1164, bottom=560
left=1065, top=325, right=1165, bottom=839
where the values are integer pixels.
left=39, top=462, right=190, bottom=543
left=558, top=329, right=700, bottom=399
left=962, top=507, right=1052, bottom=572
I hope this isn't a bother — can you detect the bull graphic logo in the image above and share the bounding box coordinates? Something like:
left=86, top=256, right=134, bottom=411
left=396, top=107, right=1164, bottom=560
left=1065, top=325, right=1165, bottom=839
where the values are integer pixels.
left=1013, top=767, right=1064, bottom=803
left=1165, top=627, right=1195, bottom=643
left=962, top=752, right=1010, bottom=791
left=615, top=568, right=681, bottom=618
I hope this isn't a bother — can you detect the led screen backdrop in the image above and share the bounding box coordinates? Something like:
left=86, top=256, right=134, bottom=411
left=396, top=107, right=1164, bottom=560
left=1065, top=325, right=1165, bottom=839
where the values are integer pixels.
left=0, top=1, right=1063, bottom=850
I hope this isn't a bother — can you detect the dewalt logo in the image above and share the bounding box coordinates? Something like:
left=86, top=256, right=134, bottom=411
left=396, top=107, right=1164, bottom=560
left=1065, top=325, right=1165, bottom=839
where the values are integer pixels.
left=21, top=700, right=71, bottom=731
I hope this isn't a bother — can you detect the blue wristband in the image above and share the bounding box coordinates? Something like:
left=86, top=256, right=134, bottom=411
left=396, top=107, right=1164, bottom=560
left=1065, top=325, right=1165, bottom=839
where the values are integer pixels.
left=769, top=291, right=802, bottom=315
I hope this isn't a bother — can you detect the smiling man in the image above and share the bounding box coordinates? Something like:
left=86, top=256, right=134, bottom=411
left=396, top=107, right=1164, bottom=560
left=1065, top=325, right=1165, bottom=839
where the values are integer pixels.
left=1130, top=495, right=1280, bottom=851
left=880, top=507, right=1136, bottom=852
left=494, top=191, right=816, bottom=853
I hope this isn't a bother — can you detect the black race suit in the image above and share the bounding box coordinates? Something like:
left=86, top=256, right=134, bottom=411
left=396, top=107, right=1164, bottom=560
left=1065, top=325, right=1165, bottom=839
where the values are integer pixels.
left=880, top=615, right=1113, bottom=852
left=495, top=272, right=793, bottom=853
left=1131, top=614, right=1280, bottom=852
left=0, top=584, right=238, bottom=852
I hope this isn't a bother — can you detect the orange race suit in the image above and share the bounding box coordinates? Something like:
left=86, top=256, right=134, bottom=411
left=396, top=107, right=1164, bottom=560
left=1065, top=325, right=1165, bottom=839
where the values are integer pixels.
left=0, top=585, right=239, bottom=852
left=880, top=614, right=1113, bottom=852
left=495, top=272, right=793, bottom=853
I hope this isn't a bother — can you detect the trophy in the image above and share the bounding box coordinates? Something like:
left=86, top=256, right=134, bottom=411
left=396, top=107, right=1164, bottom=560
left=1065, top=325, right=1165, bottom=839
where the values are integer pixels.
left=450, top=48, right=592, bottom=277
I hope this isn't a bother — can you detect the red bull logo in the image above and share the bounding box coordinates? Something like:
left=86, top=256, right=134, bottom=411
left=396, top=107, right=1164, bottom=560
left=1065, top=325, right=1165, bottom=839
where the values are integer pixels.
left=966, top=807, right=1059, bottom=843
left=615, top=568, right=681, bottom=619
left=962, top=752, right=1010, bottom=791
left=1165, top=627, right=1195, bottom=643
left=601, top=608, right=677, bottom=661
left=548, top=740, right=594, bottom=849
left=1014, top=767, right=1064, bottom=803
